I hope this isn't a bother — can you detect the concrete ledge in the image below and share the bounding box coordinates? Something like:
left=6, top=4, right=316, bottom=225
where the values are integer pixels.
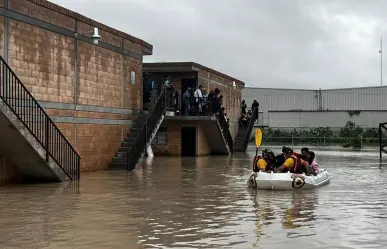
left=165, top=115, right=217, bottom=121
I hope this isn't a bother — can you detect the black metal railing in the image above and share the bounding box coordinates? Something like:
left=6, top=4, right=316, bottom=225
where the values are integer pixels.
left=217, top=112, right=234, bottom=153
left=242, top=107, right=258, bottom=151
left=180, top=96, right=215, bottom=117
left=127, top=88, right=167, bottom=170
left=222, top=122, right=234, bottom=153
left=379, top=122, right=387, bottom=165
left=0, top=56, right=80, bottom=180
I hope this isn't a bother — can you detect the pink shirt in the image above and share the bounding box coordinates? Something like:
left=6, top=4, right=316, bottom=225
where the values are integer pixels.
left=310, top=158, right=319, bottom=173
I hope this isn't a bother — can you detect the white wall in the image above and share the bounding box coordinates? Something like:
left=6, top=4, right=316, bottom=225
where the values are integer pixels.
left=268, top=111, right=387, bottom=129
left=242, top=87, right=318, bottom=126
left=243, top=86, right=387, bottom=127
left=322, top=86, right=387, bottom=111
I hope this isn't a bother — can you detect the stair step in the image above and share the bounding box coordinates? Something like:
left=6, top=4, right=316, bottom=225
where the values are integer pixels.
left=121, top=141, right=133, bottom=147
left=115, top=151, right=127, bottom=157
left=112, top=157, right=127, bottom=164
left=118, top=147, right=129, bottom=152
left=124, top=137, right=135, bottom=142
left=130, top=127, right=142, bottom=133
left=108, top=162, right=128, bottom=170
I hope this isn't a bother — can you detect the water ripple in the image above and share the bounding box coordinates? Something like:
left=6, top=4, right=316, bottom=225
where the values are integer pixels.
left=0, top=149, right=387, bottom=248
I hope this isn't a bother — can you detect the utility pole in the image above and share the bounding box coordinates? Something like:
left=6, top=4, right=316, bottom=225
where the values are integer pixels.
left=379, top=36, right=383, bottom=86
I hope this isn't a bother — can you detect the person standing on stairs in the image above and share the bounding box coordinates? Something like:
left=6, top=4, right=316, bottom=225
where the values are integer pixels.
left=241, top=100, right=247, bottom=115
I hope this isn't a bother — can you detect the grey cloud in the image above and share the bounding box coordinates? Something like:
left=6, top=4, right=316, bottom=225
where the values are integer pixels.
left=51, top=0, right=387, bottom=89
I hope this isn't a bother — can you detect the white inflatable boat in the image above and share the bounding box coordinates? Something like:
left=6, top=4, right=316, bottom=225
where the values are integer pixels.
left=247, top=169, right=330, bottom=191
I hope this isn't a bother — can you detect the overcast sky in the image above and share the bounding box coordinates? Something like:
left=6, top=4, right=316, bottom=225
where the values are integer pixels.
left=51, top=0, right=387, bottom=89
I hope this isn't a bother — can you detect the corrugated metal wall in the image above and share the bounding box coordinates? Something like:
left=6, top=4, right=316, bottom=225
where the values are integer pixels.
left=243, top=86, right=387, bottom=127
left=242, top=87, right=318, bottom=125
left=268, top=111, right=387, bottom=128
left=321, top=86, right=387, bottom=110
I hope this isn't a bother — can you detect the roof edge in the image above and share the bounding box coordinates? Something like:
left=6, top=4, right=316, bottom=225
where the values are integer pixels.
left=143, top=62, right=245, bottom=87
left=40, top=0, right=153, bottom=53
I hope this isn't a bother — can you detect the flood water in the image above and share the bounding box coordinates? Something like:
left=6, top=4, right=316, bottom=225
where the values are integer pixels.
left=1, top=148, right=387, bottom=249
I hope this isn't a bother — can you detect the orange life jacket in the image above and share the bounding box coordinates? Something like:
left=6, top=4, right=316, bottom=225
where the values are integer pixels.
left=289, top=155, right=302, bottom=173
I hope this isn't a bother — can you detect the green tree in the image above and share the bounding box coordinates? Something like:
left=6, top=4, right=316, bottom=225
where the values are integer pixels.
left=339, top=121, right=363, bottom=148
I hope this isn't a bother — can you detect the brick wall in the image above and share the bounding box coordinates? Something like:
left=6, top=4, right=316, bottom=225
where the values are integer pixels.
left=147, top=67, right=243, bottom=139
left=152, top=122, right=211, bottom=156
left=153, top=123, right=181, bottom=156
left=198, top=125, right=210, bottom=156
left=8, top=19, right=75, bottom=103
left=0, top=0, right=152, bottom=172
left=197, top=68, right=243, bottom=139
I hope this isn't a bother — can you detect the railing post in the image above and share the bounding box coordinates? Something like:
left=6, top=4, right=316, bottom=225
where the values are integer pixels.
left=291, top=134, right=294, bottom=148
left=380, top=123, right=382, bottom=164
left=324, top=135, right=326, bottom=148
left=77, top=158, right=80, bottom=180
left=45, top=117, right=49, bottom=162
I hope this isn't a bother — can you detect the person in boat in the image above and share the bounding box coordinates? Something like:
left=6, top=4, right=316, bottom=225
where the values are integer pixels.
left=253, top=149, right=276, bottom=172
left=300, top=147, right=309, bottom=160
left=306, top=151, right=319, bottom=176
left=274, top=147, right=310, bottom=174
left=274, top=146, right=288, bottom=167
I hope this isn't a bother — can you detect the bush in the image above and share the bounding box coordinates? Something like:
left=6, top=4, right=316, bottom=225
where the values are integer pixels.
left=253, top=121, right=387, bottom=148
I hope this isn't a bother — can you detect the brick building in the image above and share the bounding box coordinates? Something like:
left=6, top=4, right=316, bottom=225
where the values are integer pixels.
left=143, top=62, right=245, bottom=156
left=0, top=0, right=152, bottom=172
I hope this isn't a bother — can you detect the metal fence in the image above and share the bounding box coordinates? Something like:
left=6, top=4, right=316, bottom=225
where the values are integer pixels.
left=253, top=136, right=387, bottom=148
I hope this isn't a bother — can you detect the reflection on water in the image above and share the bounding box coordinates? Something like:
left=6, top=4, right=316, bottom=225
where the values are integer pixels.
left=1, top=148, right=387, bottom=248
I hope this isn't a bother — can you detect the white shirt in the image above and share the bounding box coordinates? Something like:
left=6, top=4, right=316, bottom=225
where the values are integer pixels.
left=194, top=89, right=203, bottom=103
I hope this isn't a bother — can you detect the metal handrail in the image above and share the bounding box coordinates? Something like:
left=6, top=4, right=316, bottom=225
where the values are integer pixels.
left=242, top=107, right=258, bottom=151
left=0, top=56, right=80, bottom=180
left=126, top=88, right=167, bottom=170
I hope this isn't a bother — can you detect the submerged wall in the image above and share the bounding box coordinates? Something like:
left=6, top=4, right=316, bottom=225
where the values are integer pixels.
left=0, top=154, right=21, bottom=185
left=152, top=121, right=211, bottom=156
left=0, top=0, right=153, bottom=172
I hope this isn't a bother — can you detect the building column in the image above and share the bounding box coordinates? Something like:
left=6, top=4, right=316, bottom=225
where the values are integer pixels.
left=3, top=0, right=8, bottom=62
left=74, top=20, right=78, bottom=148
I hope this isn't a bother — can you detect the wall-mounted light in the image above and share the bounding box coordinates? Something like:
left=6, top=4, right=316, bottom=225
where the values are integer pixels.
left=75, top=27, right=101, bottom=45
left=232, top=81, right=236, bottom=89
left=91, top=27, right=101, bottom=45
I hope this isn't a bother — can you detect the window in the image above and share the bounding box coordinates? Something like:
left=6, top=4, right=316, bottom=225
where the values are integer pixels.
left=152, top=127, right=168, bottom=145
left=131, top=71, right=136, bottom=84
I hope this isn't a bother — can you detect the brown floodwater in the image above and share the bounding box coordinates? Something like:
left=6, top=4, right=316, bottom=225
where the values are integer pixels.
left=1, top=148, right=387, bottom=249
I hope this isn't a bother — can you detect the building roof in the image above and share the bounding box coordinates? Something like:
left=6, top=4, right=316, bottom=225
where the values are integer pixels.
left=243, top=85, right=387, bottom=92
left=34, top=0, right=153, bottom=54
left=143, top=62, right=245, bottom=87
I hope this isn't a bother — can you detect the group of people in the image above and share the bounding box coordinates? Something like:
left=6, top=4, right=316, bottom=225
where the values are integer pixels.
left=253, top=146, right=319, bottom=176
left=239, top=100, right=259, bottom=128
left=182, top=85, right=225, bottom=117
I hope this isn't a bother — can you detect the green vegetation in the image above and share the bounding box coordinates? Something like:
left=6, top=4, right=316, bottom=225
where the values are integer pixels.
left=252, top=121, right=385, bottom=148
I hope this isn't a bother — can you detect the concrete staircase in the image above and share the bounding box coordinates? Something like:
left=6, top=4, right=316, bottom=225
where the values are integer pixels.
left=0, top=99, right=67, bottom=182
left=233, top=108, right=259, bottom=152
left=233, top=127, right=249, bottom=152
left=108, top=89, right=167, bottom=170
left=0, top=55, right=80, bottom=183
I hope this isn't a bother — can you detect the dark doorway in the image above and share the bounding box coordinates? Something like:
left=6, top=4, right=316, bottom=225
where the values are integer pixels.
left=181, top=78, right=197, bottom=113
left=181, top=127, right=196, bottom=156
